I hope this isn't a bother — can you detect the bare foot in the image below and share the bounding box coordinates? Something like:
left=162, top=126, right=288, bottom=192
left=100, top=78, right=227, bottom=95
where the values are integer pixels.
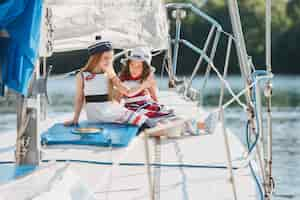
left=144, top=119, right=186, bottom=137
left=197, top=122, right=205, bottom=130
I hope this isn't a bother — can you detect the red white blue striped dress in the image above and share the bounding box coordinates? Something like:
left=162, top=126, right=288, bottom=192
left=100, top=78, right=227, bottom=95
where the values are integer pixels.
left=119, top=74, right=173, bottom=119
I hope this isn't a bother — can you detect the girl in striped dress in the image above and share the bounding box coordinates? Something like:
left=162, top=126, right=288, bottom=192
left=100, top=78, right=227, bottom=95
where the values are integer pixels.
left=118, top=47, right=218, bottom=136
left=118, top=48, right=173, bottom=119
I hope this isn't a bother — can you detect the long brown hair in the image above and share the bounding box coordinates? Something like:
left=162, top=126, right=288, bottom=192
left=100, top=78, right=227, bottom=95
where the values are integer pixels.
left=81, top=53, right=105, bottom=73
left=120, top=60, right=151, bottom=82
left=80, top=52, right=113, bottom=100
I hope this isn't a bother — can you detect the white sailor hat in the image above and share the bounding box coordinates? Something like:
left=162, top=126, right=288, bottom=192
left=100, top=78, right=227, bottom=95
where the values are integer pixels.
left=88, top=36, right=113, bottom=56
left=122, top=47, right=153, bottom=68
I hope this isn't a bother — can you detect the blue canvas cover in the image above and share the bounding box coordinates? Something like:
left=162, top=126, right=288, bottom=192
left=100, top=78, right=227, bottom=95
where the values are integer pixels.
left=0, top=164, right=36, bottom=184
left=0, top=38, right=7, bottom=96
left=41, top=122, right=139, bottom=147
left=0, top=0, right=42, bottom=95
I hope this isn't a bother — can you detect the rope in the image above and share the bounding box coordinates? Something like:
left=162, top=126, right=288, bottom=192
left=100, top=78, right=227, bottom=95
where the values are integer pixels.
left=243, top=70, right=274, bottom=200
left=246, top=121, right=265, bottom=200
left=249, top=161, right=265, bottom=200
left=224, top=73, right=272, bottom=168
left=173, top=140, right=189, bottom=200
left=91, top=134, right=145, bottom=194
left=0, top=160, right=240, bottom=170
left=188, top=25, right=216, bottom=88
left=199, top=30, right=221, bottom=105
left=208, top=61, right=247, bottom=109
left=104, top=134, right=114, bottom=200
left=153, top=138, right=161, bottom=200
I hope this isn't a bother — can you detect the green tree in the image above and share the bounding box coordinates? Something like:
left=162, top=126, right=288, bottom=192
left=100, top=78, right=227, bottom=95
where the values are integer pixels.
left=287, top=0, right=300, bottom=24
left=273, top=0, right=300, bottom=74
left=165, top=0, right=291, bottom=74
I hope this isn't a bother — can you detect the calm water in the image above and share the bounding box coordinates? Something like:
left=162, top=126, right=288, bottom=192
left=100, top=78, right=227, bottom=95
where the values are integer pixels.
left=0, top=75, right=299, bottom=199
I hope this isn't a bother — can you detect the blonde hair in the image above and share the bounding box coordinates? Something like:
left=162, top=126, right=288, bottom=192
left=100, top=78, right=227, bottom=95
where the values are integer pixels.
left=80, top=52, right=113, bottom=100
left=81, top=53, right=105, bottom=73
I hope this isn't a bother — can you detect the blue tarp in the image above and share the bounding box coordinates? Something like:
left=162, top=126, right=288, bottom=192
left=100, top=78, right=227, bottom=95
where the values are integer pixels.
left=0, top=0, right=42, bottom=95
left=41, top=122, right=139, bottom=147
left=0, top=38, right=7, bottom=96
left=0, top=164, right=36, bottom=184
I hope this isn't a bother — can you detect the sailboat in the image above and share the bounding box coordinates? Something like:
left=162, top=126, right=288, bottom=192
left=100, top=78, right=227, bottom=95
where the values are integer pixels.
left=0, top=0, right=275, bottom=199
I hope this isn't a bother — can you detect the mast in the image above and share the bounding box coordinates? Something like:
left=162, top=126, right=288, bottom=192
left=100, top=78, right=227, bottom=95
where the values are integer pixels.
left=227, top=0, right=252, bottom=86
left=15, top=61, right=41, bottom=166
left=265, top=0, right=274, bottom=198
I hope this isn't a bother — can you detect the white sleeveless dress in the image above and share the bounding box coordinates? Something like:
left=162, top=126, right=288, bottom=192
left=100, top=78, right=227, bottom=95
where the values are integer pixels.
left=82, top=72, right=147, bottom=127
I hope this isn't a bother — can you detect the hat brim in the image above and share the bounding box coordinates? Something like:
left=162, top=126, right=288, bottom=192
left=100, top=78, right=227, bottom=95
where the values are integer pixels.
left=121, top=57, right=154, bottom=69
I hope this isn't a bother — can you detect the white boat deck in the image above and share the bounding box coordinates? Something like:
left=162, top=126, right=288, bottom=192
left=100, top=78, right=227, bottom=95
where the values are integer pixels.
left=0, top=90, right=260, bottom=200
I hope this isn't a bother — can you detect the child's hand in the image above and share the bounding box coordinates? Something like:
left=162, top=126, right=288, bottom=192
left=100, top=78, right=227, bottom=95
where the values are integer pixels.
left=148, top=71, right=155, bottom=79
left=105, top=65, right=117, bottom=79
left=142, top=77, right=156, bottom=89
left=64, top=119, right=78, bottom=126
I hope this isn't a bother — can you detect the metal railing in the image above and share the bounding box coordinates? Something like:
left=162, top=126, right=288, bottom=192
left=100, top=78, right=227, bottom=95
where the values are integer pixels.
left=161, top=2, right=275, bottom=200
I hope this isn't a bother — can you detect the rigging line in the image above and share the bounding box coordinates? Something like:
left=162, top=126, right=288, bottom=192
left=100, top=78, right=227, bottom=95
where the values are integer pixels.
left=246, top=121, right=265, bottom=200
left=218, top=36, right=232, bottom=111
left=173, top=140, right=189, bottom=200
left=220, top=30, right=237, bottom=42
left=29, top=163, right=71, bottom=200
left=248, top=71, right=270, bottom=153
left=200, top=30, right=221, bottom=106
left=220, top=74, right=272, bottom=169
left=175, top=37, right=248, bottom=109
left=143, top=132, right=155, bottom=200
left=153, top=138, right=161, bottom=200
left=250, top=72, right=269, bottom=194
left=177, top=37, right=248, bottom=109
left=249, top=161, right=265, bottom=200
left=188, top=25, right=216, bottom=87
left=91, top=133, right=145, bottom=193
left=163, top=50, right=173, bottom=77
left=220, top=108, right=238, bottom=200
left=0, top=160, right=240, bottom=170
left=208, top=61, right=247, bottom=109
left=160, top=52, right=167, bottom=82
left=152, top=50, right=165, bottom=57
left=104, top=134, right=114, bottom=200
left=245, top=72, right=267, bottom=200
left=201, top=73, right=271, bottom=170
left=221, top=74, right=272, bottom=110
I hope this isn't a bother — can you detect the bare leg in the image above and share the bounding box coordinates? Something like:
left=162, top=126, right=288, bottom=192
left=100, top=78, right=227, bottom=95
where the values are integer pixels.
left=143, top=119, right=186, bottom=137
left=143, top=111, right=219, bottom=137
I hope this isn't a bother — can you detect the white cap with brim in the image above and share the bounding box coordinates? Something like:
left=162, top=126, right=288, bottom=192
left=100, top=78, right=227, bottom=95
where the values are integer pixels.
left=122, top=47, right=153, bottom=68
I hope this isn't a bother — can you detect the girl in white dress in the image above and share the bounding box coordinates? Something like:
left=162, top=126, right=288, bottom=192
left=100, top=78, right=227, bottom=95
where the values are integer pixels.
left=64, top=40, right=155, bottom=128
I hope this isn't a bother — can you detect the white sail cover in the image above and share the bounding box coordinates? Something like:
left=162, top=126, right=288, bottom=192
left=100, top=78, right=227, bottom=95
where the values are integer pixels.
left=46, top=0, right=169, bottom=52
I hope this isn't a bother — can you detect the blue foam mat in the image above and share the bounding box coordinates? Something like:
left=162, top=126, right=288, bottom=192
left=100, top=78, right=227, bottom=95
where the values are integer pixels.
left=41, top=122, right=139, bottom=147
left=0, top=164, right=36, bottom=184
